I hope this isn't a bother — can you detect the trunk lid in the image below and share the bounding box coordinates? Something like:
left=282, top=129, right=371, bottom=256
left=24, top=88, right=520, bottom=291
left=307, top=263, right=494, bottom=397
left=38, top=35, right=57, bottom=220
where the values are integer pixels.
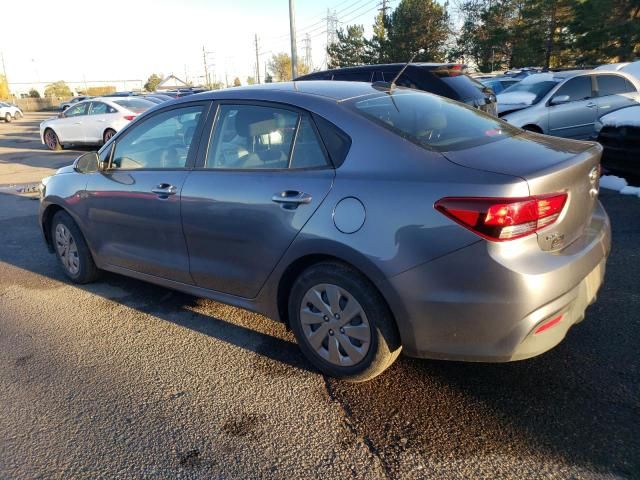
left=441, top=132, right=602, bottom=251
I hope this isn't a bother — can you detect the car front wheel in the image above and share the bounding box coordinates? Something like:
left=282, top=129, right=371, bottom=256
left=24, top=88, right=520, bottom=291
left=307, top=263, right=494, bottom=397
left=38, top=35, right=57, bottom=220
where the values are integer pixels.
left=51, top=211, right=100, bottom=284
left=44, top=129, right=62, bottom=151
left=13, top=111, right=23, bottom=120
left=289, top=262, right=402, bottom=382
left=4, top=113, right=11, bottom=123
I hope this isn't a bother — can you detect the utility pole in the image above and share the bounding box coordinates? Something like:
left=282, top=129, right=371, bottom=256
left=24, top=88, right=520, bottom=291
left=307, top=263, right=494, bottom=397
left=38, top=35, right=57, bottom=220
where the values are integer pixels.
left=254, top=34, right=261, bottom=84
left=289, top=0, right=298, bottom=80
left=325, top=9, right=339, bottom=68
left=202, top=46, right=209, bottom=89
left=303, top=34, right=312, bottom=70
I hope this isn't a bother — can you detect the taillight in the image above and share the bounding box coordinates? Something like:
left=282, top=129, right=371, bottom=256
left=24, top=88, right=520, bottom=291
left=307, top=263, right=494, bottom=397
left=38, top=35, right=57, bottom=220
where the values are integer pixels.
left=435, top=193, right=567, bottom=241
left=123, top=115, right=136, bottom=121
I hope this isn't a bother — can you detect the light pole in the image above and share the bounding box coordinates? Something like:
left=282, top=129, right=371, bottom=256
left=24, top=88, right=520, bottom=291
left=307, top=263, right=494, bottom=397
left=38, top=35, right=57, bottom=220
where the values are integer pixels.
left=289, top=0, right=298, bottom=80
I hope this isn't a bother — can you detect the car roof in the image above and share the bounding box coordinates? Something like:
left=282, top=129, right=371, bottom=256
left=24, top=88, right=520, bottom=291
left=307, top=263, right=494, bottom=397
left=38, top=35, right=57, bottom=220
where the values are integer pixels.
left=298, top=62, right=464, bottom=75
left=181, top=81, right=386, bottom=103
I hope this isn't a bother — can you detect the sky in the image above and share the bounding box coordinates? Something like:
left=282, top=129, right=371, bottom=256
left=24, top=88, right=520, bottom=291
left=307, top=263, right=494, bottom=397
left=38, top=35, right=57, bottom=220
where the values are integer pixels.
left=1, top=0, right=392, bottom=93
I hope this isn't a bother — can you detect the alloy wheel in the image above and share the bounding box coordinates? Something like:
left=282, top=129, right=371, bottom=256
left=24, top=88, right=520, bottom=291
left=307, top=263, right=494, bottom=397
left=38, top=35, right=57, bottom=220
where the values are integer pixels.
left=45, top=130, right=58, bottom=150
left=55, top=224, right=80, bottom=275
left=299, top=283, right=371, bottom=367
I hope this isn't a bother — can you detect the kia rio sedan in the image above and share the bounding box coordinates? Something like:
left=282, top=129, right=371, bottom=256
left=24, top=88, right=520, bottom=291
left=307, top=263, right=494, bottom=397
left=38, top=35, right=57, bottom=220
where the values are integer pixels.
left=39, top=81, right=611, bottom=381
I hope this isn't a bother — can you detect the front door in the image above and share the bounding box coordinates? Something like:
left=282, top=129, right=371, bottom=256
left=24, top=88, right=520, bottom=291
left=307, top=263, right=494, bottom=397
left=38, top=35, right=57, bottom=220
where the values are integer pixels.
left=548, top=75, right=597, bottom=139
left=84, top=103, right=208, bottom=283
left=56, top=102, right=89, bottom=143
left=181, top=102, right=335, bottom=298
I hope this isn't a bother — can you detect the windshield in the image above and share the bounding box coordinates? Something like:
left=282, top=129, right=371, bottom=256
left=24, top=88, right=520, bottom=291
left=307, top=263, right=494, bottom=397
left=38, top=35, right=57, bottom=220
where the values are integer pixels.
left=500, top=80, right=559, bottom=104
left=349, top=91, right=520, bottom=152
left=113, top=98, right=155, bottom=113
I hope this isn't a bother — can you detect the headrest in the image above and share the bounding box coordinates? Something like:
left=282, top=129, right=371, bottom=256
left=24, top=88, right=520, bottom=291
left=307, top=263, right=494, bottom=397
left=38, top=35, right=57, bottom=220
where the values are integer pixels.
left=235, top=108, right=278, bottom=138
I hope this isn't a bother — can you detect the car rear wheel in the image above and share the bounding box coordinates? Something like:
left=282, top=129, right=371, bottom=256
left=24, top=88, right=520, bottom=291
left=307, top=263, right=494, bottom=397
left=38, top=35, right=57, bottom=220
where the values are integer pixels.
left=4, top=113, right=11, bottom=123
left=44, top=129, right=62, bottom=151
left=289, top=262, right=401, bottom=382
left=103, top=128, right=116, bottom=144
left=51, top=211, right=100, bottom=284
left=13, top=111, right=23, bottom=120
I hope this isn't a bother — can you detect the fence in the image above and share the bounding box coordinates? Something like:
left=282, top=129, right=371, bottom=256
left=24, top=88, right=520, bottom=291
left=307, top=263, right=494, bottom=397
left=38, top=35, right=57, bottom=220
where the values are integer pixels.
left=14, top=97, right=72, bottom=112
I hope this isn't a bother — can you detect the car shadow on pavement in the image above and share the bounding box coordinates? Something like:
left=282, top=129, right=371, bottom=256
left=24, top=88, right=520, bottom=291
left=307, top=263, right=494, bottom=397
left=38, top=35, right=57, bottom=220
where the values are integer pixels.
left=0, top=199, right=314, bottom=375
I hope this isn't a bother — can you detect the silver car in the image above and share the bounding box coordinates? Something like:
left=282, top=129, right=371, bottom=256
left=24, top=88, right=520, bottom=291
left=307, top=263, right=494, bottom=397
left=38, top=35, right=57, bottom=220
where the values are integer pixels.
left=39, top=81, right=611, bottom=381
left=498, top=70, right=640, bottom=139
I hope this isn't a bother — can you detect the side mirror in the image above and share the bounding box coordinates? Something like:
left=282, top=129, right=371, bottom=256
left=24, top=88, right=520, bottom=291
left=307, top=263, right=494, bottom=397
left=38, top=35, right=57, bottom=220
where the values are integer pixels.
left=73, top=151, right=101, bottom=173
left=58, top=111, right=66, bottom=118
left=550, top=94, right=570, bottom=105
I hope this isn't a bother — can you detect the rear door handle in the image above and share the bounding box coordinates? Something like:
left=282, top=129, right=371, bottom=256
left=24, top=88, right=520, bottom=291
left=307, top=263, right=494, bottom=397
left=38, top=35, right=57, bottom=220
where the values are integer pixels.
left=151, top=183, right=177, bottom=197
left=272, top=190, right=312, bottom=206
left=586, top=102, right=597, bottom=108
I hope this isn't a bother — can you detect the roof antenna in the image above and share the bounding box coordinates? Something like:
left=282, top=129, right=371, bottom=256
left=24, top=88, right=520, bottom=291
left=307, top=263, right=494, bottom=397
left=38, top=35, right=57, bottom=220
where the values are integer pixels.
left=390, top=48, right=425, bottom=93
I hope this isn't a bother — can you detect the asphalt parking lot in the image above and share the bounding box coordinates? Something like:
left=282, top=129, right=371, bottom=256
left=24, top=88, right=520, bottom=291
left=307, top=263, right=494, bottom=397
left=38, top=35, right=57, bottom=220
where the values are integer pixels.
left=1, top=113, right=639, bottom=479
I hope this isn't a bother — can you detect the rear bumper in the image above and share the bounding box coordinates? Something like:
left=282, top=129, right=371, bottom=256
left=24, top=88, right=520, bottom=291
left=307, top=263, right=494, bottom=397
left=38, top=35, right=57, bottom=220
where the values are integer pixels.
left=384, top=201, right=611, bottom=362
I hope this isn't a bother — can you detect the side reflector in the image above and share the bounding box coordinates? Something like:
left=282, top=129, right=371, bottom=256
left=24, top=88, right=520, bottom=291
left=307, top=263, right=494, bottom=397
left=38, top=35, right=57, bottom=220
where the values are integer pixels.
left=534, top=314, right=563, bottom=334
left=123, top=115, right=136, bottom=121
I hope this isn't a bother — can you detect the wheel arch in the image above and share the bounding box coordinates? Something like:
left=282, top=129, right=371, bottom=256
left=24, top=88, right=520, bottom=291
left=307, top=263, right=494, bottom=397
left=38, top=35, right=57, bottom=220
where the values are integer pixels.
left=275, top=253, right=400, bottom=340
left=41, top=203, right=66, bottom=252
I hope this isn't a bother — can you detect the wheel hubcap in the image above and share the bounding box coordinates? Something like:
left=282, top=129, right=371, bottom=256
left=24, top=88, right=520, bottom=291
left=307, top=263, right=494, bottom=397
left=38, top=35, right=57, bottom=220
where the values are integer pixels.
left=45, top=131, right=57, bottom=149
left=54, top=224, right=80, bottom=275
left=300, top=283, right=371, bottom=367
left=105, top=131, right=114, bottom=142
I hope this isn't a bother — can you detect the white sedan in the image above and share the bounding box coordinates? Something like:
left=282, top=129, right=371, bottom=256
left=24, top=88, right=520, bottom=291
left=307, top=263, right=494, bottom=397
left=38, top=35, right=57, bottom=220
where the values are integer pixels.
left=0, top=101, right=23, bottom=122
left=39, top=97, right=155, bottom=150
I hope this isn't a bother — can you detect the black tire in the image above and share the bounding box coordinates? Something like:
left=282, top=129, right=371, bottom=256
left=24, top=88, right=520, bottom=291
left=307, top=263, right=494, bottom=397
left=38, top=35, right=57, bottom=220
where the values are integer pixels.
left=103, top=128, right=116, bottom=144
left=13, top=111, right=23, bottom=120
left=50, top=211, right=100, bottom=284
left=44, top=128, right=63, bottom=151
left=4, top=113, right=11, bottom=123
left=289, top=261, right=402, bottom=382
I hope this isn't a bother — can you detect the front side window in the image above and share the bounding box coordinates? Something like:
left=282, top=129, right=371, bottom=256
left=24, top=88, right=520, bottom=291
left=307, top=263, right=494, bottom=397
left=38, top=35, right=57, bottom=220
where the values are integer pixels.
left=349, top=91, right=520, bottom=152
left=206, top=104, right=328, bottom=170
left=65, top=103, right=88, bottom=117
left=597, top=74, right=634, bottom=96
left=110, top=105, right=203, bottom=169
left=89, top=102, right=115, bottom=115
left=555, top=76, right=593, bottom=102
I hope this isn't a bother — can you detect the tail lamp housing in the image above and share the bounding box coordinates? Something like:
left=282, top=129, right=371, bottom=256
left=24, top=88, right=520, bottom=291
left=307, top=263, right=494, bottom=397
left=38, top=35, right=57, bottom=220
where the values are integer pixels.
left=435, top=193, right=567, bottom=241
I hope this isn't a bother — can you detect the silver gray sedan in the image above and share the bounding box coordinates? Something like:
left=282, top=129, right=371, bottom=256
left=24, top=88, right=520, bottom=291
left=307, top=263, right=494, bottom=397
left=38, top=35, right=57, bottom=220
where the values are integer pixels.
left=498, top=70, right=640, bottom=139
left=39, top=81, right=611, bottom=381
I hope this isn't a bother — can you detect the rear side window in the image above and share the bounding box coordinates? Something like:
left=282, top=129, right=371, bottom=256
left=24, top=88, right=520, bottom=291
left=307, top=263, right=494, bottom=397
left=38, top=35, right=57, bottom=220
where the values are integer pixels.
left=597, top=74, right=635, bottom=96
left=206, top=105, right=329, bottom=170
left=555, top=76, right=593, bottom=101
left=312, top=114, right=352, bottom=167
left=332, top=71, right=373, bottom=82
left=349, top=91, right=520, bottom=152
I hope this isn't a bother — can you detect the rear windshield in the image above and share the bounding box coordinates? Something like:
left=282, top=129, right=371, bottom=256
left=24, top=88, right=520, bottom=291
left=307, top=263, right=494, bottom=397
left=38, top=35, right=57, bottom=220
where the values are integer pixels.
left=348, top=91, right=520, bottom=152
left=114, top=98, right=155, bottom=113
left=438, top=75, right=490, bottom=100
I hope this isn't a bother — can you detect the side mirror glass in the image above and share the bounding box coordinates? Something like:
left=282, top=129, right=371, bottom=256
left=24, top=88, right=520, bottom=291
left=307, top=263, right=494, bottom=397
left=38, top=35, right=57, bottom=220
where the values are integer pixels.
left=74, top=151, right=101, bottom=173
left=550, top=94, right=570, bottom=105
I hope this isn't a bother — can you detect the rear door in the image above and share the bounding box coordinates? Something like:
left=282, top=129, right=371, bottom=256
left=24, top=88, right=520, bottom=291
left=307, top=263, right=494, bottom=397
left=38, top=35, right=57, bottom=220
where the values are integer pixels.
left=548, top=75, right=598, bottom=139
left=85, top=101, right=118, bottom=143
left=594, top=74, right=639, bottom=117
left=181, top=101, right=335, bottom=298
left=84, top=102, right=208, bottom=282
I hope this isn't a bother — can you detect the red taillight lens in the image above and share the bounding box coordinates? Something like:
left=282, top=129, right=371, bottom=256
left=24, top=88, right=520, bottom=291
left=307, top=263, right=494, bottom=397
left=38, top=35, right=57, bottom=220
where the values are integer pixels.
left=123, top=115, right=136, bottom=121
left=534, top=314, right=563, bottom=334
left=435, top=193, right=567, bottom=241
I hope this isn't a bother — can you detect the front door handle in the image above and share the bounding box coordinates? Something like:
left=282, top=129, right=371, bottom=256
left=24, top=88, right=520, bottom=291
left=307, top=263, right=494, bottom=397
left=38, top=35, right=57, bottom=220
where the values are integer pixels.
left=272, top=190, right=312, bottom=206
left=586, top=102, right=597, bottom=108
left=151, top=183, right=177, bottom=197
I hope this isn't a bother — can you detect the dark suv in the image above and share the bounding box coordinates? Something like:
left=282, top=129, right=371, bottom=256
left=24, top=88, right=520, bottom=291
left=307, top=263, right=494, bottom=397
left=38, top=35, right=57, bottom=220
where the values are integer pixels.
left=296, top=63, right=497, bottom=116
